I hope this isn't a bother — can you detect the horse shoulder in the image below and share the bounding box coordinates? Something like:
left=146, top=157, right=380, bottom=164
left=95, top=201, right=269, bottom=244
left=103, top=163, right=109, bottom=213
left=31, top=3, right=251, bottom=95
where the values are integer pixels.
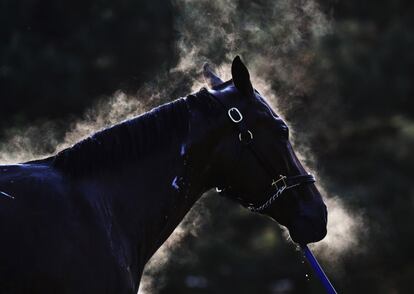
left=0, top=163, right=135, bottom=293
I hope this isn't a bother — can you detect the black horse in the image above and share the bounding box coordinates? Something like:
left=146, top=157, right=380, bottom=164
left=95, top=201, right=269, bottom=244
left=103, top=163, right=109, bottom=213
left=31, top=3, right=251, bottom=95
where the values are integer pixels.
left=0, top=57, right=327, bottom=293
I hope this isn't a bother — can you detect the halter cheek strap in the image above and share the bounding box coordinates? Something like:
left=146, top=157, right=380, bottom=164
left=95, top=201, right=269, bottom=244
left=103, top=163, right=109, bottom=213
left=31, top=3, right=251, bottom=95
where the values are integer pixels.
left=205, top=88, right=316, bottom=213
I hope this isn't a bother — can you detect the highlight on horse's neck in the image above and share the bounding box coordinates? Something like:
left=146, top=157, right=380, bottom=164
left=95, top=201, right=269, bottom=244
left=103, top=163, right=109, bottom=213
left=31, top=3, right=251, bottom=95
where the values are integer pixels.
left=134, top=95, right=224, bottom=268
left=51, top=98, right=189, bottom=178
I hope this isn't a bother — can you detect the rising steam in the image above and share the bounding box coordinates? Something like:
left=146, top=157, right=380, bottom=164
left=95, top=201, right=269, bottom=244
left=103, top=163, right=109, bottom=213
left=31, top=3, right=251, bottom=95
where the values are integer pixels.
left=309, top=196, right=365, bottom=264
left=142, top=0, right=363, bottom=292
left=0, top=92, right=145, bottom=164
left=0, top=0, right=363, bottom=293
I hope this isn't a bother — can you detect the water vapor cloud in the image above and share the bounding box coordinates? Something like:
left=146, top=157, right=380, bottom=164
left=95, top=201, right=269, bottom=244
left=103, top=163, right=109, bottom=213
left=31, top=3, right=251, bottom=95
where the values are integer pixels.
left=0, top=0, right=364, bottom=292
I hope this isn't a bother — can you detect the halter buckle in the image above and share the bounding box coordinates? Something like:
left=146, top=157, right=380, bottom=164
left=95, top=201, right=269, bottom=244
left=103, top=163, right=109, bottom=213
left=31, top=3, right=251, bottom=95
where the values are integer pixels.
left=238, top=130, right=253, bottom=143
left=228, top=107, right=243, bottom=123
left=271, top=175, right=287, bottom=190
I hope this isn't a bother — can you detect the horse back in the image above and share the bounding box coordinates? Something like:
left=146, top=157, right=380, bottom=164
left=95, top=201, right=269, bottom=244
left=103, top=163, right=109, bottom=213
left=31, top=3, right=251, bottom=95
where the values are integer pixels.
left=0, top=162, right=72, bottom=226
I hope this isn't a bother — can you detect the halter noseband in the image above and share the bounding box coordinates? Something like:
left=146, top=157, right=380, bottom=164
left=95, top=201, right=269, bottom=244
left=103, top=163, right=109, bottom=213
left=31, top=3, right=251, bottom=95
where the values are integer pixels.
left=206, top=88, right=316, bottom=213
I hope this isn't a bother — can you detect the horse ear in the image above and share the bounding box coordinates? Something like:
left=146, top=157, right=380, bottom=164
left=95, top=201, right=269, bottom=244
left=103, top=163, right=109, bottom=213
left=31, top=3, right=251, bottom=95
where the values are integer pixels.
left=203, top=63, right=224, bottom=88
left=231, top=56, right=253, bottom=96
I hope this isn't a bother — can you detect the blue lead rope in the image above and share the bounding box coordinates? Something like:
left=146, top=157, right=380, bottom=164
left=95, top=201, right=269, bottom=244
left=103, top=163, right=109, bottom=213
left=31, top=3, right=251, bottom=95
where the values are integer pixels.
left=301, top=245, right=338, bottom=294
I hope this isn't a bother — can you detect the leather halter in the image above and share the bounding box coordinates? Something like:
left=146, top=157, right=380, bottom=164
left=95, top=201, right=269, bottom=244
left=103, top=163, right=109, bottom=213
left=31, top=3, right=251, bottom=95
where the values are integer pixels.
left=204, top=87, right=316, bottom=213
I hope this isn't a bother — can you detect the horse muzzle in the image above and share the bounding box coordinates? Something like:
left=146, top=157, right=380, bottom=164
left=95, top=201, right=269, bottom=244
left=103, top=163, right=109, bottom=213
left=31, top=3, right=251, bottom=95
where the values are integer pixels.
left=288, top=205, right=328, bottom=245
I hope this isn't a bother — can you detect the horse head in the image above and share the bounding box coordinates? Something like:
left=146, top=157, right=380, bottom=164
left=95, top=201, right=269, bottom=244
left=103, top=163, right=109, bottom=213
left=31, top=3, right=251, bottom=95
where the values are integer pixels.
left=202, top=56, right=327, bottom=245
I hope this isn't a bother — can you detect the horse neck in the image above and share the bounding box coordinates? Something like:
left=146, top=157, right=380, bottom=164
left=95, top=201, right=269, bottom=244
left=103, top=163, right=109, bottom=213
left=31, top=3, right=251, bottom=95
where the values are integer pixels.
left=78, top=95, right=221, bottom=274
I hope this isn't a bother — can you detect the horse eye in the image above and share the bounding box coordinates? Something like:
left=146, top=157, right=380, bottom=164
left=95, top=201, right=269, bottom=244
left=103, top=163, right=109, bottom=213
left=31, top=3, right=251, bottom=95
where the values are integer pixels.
left=281, top=126, right=289, bottom=139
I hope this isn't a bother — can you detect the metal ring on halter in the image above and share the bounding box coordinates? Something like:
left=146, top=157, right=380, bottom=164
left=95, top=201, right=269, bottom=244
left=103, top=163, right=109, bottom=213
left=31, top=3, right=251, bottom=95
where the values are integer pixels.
left=239, top=130, right=253, bottom=142
left=228, top=107, right=243, bottom=123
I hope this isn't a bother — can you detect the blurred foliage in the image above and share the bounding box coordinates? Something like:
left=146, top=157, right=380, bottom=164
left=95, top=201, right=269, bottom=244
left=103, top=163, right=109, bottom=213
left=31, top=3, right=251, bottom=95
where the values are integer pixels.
left=1, top=0, right=414, bottom=293
left=0, top=0, right=174, bottom=129
left=296, top=0, right=414, bottom=292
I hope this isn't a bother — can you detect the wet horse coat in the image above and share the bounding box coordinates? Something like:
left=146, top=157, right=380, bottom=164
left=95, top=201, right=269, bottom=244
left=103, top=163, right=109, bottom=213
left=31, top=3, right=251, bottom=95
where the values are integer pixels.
left=0, top=57, right=327, bottom=293
left=0, top=99, right=194, bottom=293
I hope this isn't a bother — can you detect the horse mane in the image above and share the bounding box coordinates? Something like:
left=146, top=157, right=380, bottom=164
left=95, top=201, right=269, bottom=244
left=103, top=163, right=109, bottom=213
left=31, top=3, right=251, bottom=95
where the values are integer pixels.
left=52, top=98, right=189, bottom=177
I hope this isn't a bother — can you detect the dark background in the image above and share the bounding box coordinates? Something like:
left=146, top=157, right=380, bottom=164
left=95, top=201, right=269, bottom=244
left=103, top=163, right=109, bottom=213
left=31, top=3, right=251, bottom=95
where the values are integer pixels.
left=1, top=0, right=413, bottom=293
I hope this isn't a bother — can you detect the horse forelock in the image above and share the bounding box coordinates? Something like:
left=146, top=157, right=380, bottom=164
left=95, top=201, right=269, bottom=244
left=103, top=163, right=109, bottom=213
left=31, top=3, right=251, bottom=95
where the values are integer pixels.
left=52, top=98, right=189, bottom=177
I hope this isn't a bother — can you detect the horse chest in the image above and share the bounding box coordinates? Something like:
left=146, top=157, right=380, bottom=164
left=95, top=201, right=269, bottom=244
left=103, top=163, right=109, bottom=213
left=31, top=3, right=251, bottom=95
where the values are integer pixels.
left=0, top=166, right=138, bottom=294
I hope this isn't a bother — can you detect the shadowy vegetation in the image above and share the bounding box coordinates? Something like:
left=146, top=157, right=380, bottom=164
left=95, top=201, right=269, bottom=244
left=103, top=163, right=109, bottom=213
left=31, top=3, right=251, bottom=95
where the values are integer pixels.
left=0, top=0, right=174, bottom=129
